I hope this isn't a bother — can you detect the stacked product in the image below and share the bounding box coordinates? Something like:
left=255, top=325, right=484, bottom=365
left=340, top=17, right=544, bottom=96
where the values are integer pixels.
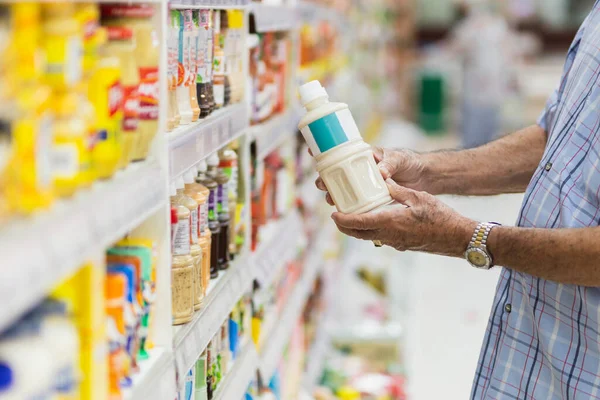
left=167, top=8, right=245, bottom=132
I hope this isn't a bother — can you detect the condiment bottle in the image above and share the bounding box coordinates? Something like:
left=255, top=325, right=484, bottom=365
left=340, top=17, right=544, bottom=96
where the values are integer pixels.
left=170, top=183, right=194, bottom=325
left=207, top=11, right=215, bottom=113
left=298, top=81, right=393, bottom=214
left=212, top=11, right=225, bottom=110
left=176, top=10, right=193, bottom=125
left=168, top=10, right=180, bottom=130
left=218, top=146, right=239, bottom=258
left=208, top=153, right=230, bottom=271
left=195, top=354, right=208, bottom=400
left=51, top=91, right=93, bottom=197
left=196, top=10, right=212, bottom=118
left=219, top=10, right=231, bottom=107
left=181, top=174, right=204, bottom=310
left=185, top=167, right=210, bottom=300
left=189, top=11, right=201, bottom=122
left=105, top=273, right=126, bottom=400
left=195, top=162, right=212, bottom=293
left=101, top=4, right=159, bottom=160
left=197, top=160, right=220, bottom=279
left=105, top=26, right=139, bottom=168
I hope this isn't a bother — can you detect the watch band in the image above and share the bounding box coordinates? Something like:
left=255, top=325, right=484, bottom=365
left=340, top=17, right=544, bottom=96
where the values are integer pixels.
left=470, top=222, right=498, bottom=250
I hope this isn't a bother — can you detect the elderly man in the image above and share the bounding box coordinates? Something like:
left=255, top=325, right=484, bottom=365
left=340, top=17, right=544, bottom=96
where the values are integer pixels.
left=318, top=2, right=600, bottom=399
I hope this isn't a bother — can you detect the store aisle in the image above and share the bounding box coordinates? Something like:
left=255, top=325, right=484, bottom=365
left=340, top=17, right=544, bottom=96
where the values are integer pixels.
left=378, top=120, right=525, bottom=399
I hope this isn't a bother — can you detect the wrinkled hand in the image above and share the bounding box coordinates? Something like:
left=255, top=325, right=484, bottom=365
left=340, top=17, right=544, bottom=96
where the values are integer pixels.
left=314, top=147, right=429, bottom=206
left=332, top=180, right=477, bottom=256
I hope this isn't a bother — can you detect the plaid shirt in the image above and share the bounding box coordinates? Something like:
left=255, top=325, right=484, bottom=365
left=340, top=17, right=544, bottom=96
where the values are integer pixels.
left=471, top=4, right=600, bottom=400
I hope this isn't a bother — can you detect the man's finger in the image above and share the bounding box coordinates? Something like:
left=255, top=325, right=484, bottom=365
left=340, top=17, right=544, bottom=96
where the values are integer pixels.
left=386, top=179, right=418, bottom=206
left=308, top=148, right=314, bottom=157
left=315, top=177, right=327, bottom=191
left=332, top=211, right=384, bottom=230
left=326, top=193, right=334, bottom=206
left=336, top=226, right=379, bottom=241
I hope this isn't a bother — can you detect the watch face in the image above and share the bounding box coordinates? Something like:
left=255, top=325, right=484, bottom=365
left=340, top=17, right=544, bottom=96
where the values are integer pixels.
left=466, top=248, right=491, bottom=269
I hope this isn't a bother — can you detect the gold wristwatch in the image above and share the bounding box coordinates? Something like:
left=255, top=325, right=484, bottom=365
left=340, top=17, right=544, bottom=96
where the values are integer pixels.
left=465, top=222, right=500, bottom=269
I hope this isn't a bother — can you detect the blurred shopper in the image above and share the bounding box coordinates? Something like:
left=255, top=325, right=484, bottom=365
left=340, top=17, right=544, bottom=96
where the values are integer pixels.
left=449, top=0, right=512, bottom=148
left=318, top=2, right=600, bottom=398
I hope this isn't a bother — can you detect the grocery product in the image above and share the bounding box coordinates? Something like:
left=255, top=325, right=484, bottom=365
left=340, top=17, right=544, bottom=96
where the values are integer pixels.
left=105, top=273, right=126, bottom=399
left=207, top=11, right=216, bottom=113
left=195, top=354, right=208, bottom=400
left=219, top=146, right=239, bottom=257
left=196, top=10, right=212, bottom=118
left=208, top=153, right=230, bottom=271
left=212, top=11, right=225, bottom=110
left=190, top=11, right=201, bottom=122
left=197, top=160, right=220, bottom=279
left=298, top=80, right=392, bottom=214
left=168, top=10, right=181, bottom=131
left=104, top=26, right=139, bottom=168
left=170, top=183, right=195, bottom=325
left=177, top=10, right=193, bottom=125
left=195, top=163, right=212, bottom=293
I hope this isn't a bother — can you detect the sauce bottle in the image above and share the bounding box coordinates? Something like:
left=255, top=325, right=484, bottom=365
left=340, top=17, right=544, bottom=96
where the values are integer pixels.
left=212, top=11, right=225, bottom=110
left=218, top=146, right=239, bottom=258
left=195, top=162, right=212, bottom=293
left=219, top=10, right=231, bottom=107
left=189, top=11, right=201, bottom=122
left=196, top=10, right=212, bottom=119
left=195, top=354, right=208, bottom=400
left=197, top=160, right=220, bottom=279
left=184, top=168, right=210, bottom=300
left=170, top=183, right=194, bottom=325
left=207, top=11, right=215, bottom=113
left=208, top=153, right=230, bottom=271
left=179, top=175, right=204, bottom=310
left=105, top=26, right=139, bottom=169
left=101, top=4, right=159, bottom=160
left=176, top=10, right=193, bottom=125
left=168, top=10, right=180, bottom=131
left=298, top=81, right=393, bottom=214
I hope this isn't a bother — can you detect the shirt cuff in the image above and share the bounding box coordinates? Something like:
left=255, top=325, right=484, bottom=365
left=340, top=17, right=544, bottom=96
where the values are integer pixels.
left=537, top=89, right=559, bottom=131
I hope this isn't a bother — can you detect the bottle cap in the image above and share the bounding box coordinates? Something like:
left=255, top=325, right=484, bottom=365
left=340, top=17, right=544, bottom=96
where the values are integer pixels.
left=183, top=169, right=195, bottom=185
left=197, top=160, right=208, bottom=173
left=299, top=80, right=328, bottom=107
left=207, top=153, right=219, bottom=167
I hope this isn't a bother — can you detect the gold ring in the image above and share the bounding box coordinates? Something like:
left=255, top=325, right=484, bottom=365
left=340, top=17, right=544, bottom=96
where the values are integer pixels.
left=373, top=240, right=383, bottom=247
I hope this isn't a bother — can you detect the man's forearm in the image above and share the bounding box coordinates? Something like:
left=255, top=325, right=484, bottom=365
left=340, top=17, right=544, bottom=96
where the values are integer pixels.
left=421, top=125, right=547, bottom=196
left=484, top=225, right=600, bottom=287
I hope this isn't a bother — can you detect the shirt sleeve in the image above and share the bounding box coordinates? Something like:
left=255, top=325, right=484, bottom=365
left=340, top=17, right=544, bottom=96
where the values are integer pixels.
left=537, top=88, right=559, bottom=132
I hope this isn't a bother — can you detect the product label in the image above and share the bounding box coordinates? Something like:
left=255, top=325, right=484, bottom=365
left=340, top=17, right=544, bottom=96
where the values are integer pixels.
left=66, top=36, right=83, bottom=86
left=108, top=81, right=124, bottom=117
left=190, top=208, right=198, bottom=243
left=222, top=164, right=238, bottom=201
left=200, top=202, right=208, bottom=235
left=197, top=10, right=210, bottom=83
left=213, top=52, right=225, bottom=75
left=206, top=12, right=214, bottom=81
left=217, top=183, right=228, bottom=213
left=50, top=143, right=79, bottom=178
left=184, top=10, right=194, bottom=87
left=138, top=67, right=159, bottom=120
left=301, top=108, right=361, bottom=156
left=177, top=11, right=185, bottom=87
left=174, top=216, right=191, bottom=255
left=122, top=85, right=139, bottom=132
left=168, top=13, right=179, bottom=91
left=208, top=188, right=217, bottom=221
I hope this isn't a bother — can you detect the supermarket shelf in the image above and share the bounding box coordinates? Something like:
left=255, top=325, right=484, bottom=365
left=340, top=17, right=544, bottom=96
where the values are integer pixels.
left=173, top=255, right=254, bottom=387
left=213, top=343, right=260, bottom=400
left=0, top=161, right=165, bottom=333
left=249, top=3, right=297, bottom=32
left=252, top=210, right=304, bottom=288
left=258, top=248, right=323, bottom=380
left=124, top=348, right=177, bottom=400
left=298, top=1, right=347, bottom=29
left=303, top=314, right=331, bottom=391
left=170, top=0, right=250, bottom=9
left=169, top=103, right=249, bottom=180
left=250, top=110, right=298, bottom=160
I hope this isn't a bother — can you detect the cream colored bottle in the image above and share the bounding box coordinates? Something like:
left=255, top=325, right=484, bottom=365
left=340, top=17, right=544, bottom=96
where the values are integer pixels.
left=176, top=177, right=203, bottom=310
left=298, top=81, right=392, bottom=214
left=170, top=183, right=194, bottom=325
left=195, top=162, right=212, bottom=296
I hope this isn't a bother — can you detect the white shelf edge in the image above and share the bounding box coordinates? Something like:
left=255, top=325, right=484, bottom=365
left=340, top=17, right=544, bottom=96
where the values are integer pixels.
left=249, top=3, right=297, bottom=32
left=303, top=313, right=331, bottom=391
left=258, top=251, right=323, bottom=380
left=252, top=210, right=304, bottom=288
left=173, top=256, right=254, bottom=387
left=249, top=109, right=298, bottom=160
left=213, top=343, right=259, bottom=400
left=124, top=347, right=177, bottom=400
left=0, top=161, right=166, bottom=333
left=169, top=103, right=249, bottom=180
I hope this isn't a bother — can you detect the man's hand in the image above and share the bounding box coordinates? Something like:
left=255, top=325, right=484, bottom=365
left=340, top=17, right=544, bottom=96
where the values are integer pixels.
left=315, top=147, right=429, bottom=206
left=331, top=180, right=478, bottom=257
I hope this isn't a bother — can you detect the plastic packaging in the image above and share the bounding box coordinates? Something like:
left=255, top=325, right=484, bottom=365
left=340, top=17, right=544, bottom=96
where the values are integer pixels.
left=298, top=80, right=392, bottom=214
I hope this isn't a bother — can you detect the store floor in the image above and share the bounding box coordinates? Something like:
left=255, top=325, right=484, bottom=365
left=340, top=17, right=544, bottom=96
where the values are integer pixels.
left=378, top=121, right=525, bottom=399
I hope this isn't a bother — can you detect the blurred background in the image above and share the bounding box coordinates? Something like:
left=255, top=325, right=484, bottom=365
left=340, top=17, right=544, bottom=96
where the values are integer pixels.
left=0, top=0, right=583, bottom=399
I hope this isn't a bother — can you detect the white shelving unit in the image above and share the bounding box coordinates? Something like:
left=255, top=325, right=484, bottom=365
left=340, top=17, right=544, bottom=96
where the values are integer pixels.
left=124, top=348, right=177, bottom=400
left=0, top=161, right=165, bottom=332
left=169, top=104, right=249, bottom=180
left=250, top=109, right=298, bottom=161
left=172, top=256, right=254, bottom=386
left=214, top=343, right=260, bottom=400
left=249, top=2, right=297, bottom=32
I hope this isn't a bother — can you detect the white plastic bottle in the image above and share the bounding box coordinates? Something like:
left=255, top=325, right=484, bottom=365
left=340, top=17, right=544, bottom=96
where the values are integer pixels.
left=298, top=80, right=392, bottom=214
left=176, top=10, right=193, bottom=125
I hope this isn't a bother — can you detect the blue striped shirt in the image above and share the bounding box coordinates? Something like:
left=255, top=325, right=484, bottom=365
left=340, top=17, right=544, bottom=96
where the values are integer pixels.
left=471, top=3, right=600, bottom=399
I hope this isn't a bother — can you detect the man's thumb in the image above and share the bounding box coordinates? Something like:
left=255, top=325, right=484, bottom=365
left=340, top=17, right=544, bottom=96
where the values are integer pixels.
left=385, top=179, right=416, bottom=206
